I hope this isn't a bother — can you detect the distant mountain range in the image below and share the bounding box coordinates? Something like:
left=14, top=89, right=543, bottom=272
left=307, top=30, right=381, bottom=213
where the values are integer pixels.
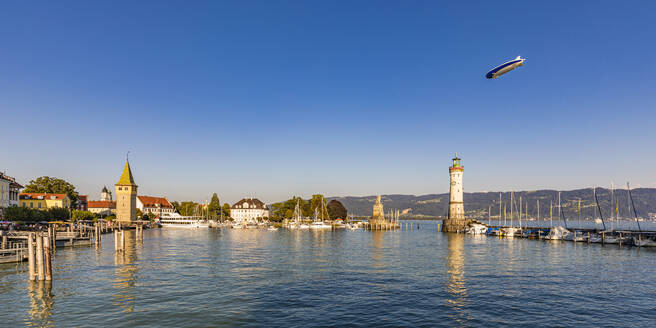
left=327, top=188, right=656, bottom=220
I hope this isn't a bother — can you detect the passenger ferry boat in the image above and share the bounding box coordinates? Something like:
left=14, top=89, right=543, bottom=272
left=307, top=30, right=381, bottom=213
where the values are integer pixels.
left=159, top=213, right=209, bottom=228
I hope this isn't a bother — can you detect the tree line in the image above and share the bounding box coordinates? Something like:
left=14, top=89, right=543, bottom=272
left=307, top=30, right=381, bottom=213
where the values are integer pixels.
left=269, top=194, right=347, bottom=222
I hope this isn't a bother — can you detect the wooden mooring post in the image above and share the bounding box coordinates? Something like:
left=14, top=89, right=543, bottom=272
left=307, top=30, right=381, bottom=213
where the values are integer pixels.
left=27, top=233, right=36, bottom=281
left=43, top=236, right=52, bottom=281
left=36, top=234, right=45, bottom=281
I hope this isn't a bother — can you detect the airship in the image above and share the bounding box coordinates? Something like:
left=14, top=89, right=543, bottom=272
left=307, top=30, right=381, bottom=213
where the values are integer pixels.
left=485, top=56, right=525, bottom=79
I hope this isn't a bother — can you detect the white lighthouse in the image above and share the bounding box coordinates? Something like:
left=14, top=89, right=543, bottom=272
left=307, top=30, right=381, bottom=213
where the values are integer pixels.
left=448, top=154, right=465, bottom=220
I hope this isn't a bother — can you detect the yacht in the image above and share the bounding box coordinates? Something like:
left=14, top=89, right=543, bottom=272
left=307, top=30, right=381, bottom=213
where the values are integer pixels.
left=310, top=221, right=331, bottom=229
left=159, top=213, right=209, bottom=228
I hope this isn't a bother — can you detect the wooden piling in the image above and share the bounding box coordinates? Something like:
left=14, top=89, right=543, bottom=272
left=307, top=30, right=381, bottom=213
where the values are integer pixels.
left=602, top=232, right=605, bottom=245
left=114, top=230, right=119, bottom=252
left=619, top=232, right=623, bottom=247
left=36, top=234, right=45, bottom=281
left=121, top=230, right=125, bottom=251
left=1, top=234, right=6, bottom=249
left=43, top=236, right=52, bottom=281
left=27, top=233, right=36, bottom=281
left=587, top=232, right=590, bottom=244
left=52, top=225, right=57, bottom=253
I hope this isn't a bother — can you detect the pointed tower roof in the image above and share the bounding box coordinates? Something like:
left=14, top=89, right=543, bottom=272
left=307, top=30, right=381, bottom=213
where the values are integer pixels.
left=102, top=186, right=108, bottom=192
left=116, top=159, right=137, bottom=186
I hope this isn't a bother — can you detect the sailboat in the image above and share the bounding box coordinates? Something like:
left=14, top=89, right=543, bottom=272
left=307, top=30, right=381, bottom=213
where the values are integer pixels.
left=547, top=192, right=572, bottom=240
left=310, top=196, right=331, bottom=229
left=503, top=191, right=520, bottom=237
left=629, top=183, right=656, bottom=247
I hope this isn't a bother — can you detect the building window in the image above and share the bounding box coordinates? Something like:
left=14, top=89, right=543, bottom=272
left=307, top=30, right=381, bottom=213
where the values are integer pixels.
left=30, top=202, right=33, bottom=208
left=38, top=203, right=41, bottom=208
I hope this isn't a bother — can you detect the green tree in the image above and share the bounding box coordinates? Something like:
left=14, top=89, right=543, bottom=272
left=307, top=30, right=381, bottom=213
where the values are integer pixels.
left=327, top=200, right=347, bottom=220
left=178, top=201, right=200, bottom=216
left=136, top=208, right=144, bottom=218
left=222, top=203, right=231, bottom=218
left=46, top=207, right=70, bottom=221
left=23, top=176, right=79, bottom=209
left=208, top=193, right=221, bottom=217
left=72, top=210, right=95, bottom=221
left=171, top=201, right=181, bottom=213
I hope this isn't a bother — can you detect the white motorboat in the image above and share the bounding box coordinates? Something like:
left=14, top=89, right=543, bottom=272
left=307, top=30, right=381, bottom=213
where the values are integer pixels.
left=268, top=226, right=279, bottom=231
left=159, top=213, right=209, bottom=228
left=466, top=223, right=487, bottom=235
left=633, top=235, right=656, bottom=247
left=298, top=223, right=310, bottom=229
left=502, top=227, right=520, bottom=237
left=310, top=221, right=331, bottom=229
left=564, top=230, right=588, bottom=242
left=545, top=226, right=569, bottom=240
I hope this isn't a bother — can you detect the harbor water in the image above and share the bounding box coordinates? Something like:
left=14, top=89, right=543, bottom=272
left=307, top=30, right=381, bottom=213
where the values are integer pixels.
left=2, top=222, right=656, bottom=327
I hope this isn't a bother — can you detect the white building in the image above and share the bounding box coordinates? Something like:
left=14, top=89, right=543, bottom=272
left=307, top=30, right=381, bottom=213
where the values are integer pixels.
left=231, top=198, right=269, bottom=223
left=0, top=172, right=22, bottom=209
left=136, top=196, right=175, bottom=216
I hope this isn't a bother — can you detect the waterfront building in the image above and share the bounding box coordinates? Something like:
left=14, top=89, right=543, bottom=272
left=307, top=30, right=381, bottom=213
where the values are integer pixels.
left=231, top=198, right=269, bottom=223
left=136, top=196, right=175, bottom=216
left=77, top=195, right=88, bottom=211
left=115, top=158, right=138, bottom=223
left=101, top=186, right=113, bottom=201
left=442, top=154, right=472, bottom=232
left=88, top=200, right=116, bottom=216
left=19, top=193, right=71, bottom=209
left=0, top=172, right=22, bottom=209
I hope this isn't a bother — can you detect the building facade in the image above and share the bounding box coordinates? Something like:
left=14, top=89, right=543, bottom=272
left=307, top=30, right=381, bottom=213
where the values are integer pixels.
left=101, top=186, right=112, bottom=201
left=77, top=195, right=88, bottom=211
left=0, top=173, right=22, bottom=209
left=115, top=159, right=138, bottom=223
left=231, top=198, right=269, bottom=223
left=136, top=196, right=175, bottom=216
left=88, top=200, right=116, bottom=216
left=19, top=193, right=71, bottom=209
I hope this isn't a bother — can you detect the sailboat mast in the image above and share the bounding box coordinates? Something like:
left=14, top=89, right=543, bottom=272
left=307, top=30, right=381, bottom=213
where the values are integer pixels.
left=594, top=187, right=607, bottom=231
left=550, top=200, right=553, bottom=228
left=559, top=191, right=568, bottom=229
left=499, top=193, right=502, bottom=223
left=519, top=196, right=522, bottom=229
left=578, top=198, right=581, bottom=229
left=537, top=199, right=540, bottom=225
left=627, top=182, right=642, bottom=232
left=510, top=192, right=514, bottom=228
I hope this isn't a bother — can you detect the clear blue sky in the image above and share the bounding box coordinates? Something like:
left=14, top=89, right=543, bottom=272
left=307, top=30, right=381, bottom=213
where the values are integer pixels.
left=1, top=1, right=655, bottom=204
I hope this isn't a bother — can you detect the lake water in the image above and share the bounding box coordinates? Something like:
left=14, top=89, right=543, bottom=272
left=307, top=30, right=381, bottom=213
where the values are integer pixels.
left=2, top=222, right=656, bottom=327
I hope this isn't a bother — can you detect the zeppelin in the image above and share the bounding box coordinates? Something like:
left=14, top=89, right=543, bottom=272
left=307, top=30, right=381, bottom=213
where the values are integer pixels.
left=485, top=56, right=525, bottom=79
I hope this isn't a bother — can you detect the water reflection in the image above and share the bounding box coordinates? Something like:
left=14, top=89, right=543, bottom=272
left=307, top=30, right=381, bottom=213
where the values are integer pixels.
left=27, top=281, right=54, bottom=327
left=445, top=233, right=471, bottom=324
left=113, top=230, right=138, bottom=313
left=370, top=231, right=387, bottom=273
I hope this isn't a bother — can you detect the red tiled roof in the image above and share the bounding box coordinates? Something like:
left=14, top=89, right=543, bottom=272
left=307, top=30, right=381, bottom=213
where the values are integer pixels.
left=88, top=200, right=116, bottom=209
left=137, top=196, right=173, bottom=208
left=78, top=195, right=88, bottom=202
left=20, top=193, right=68, bottom=200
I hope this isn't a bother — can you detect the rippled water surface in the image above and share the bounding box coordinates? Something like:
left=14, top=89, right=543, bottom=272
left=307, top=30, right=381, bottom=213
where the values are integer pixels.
left=2, top=222, right=656, bottom=327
